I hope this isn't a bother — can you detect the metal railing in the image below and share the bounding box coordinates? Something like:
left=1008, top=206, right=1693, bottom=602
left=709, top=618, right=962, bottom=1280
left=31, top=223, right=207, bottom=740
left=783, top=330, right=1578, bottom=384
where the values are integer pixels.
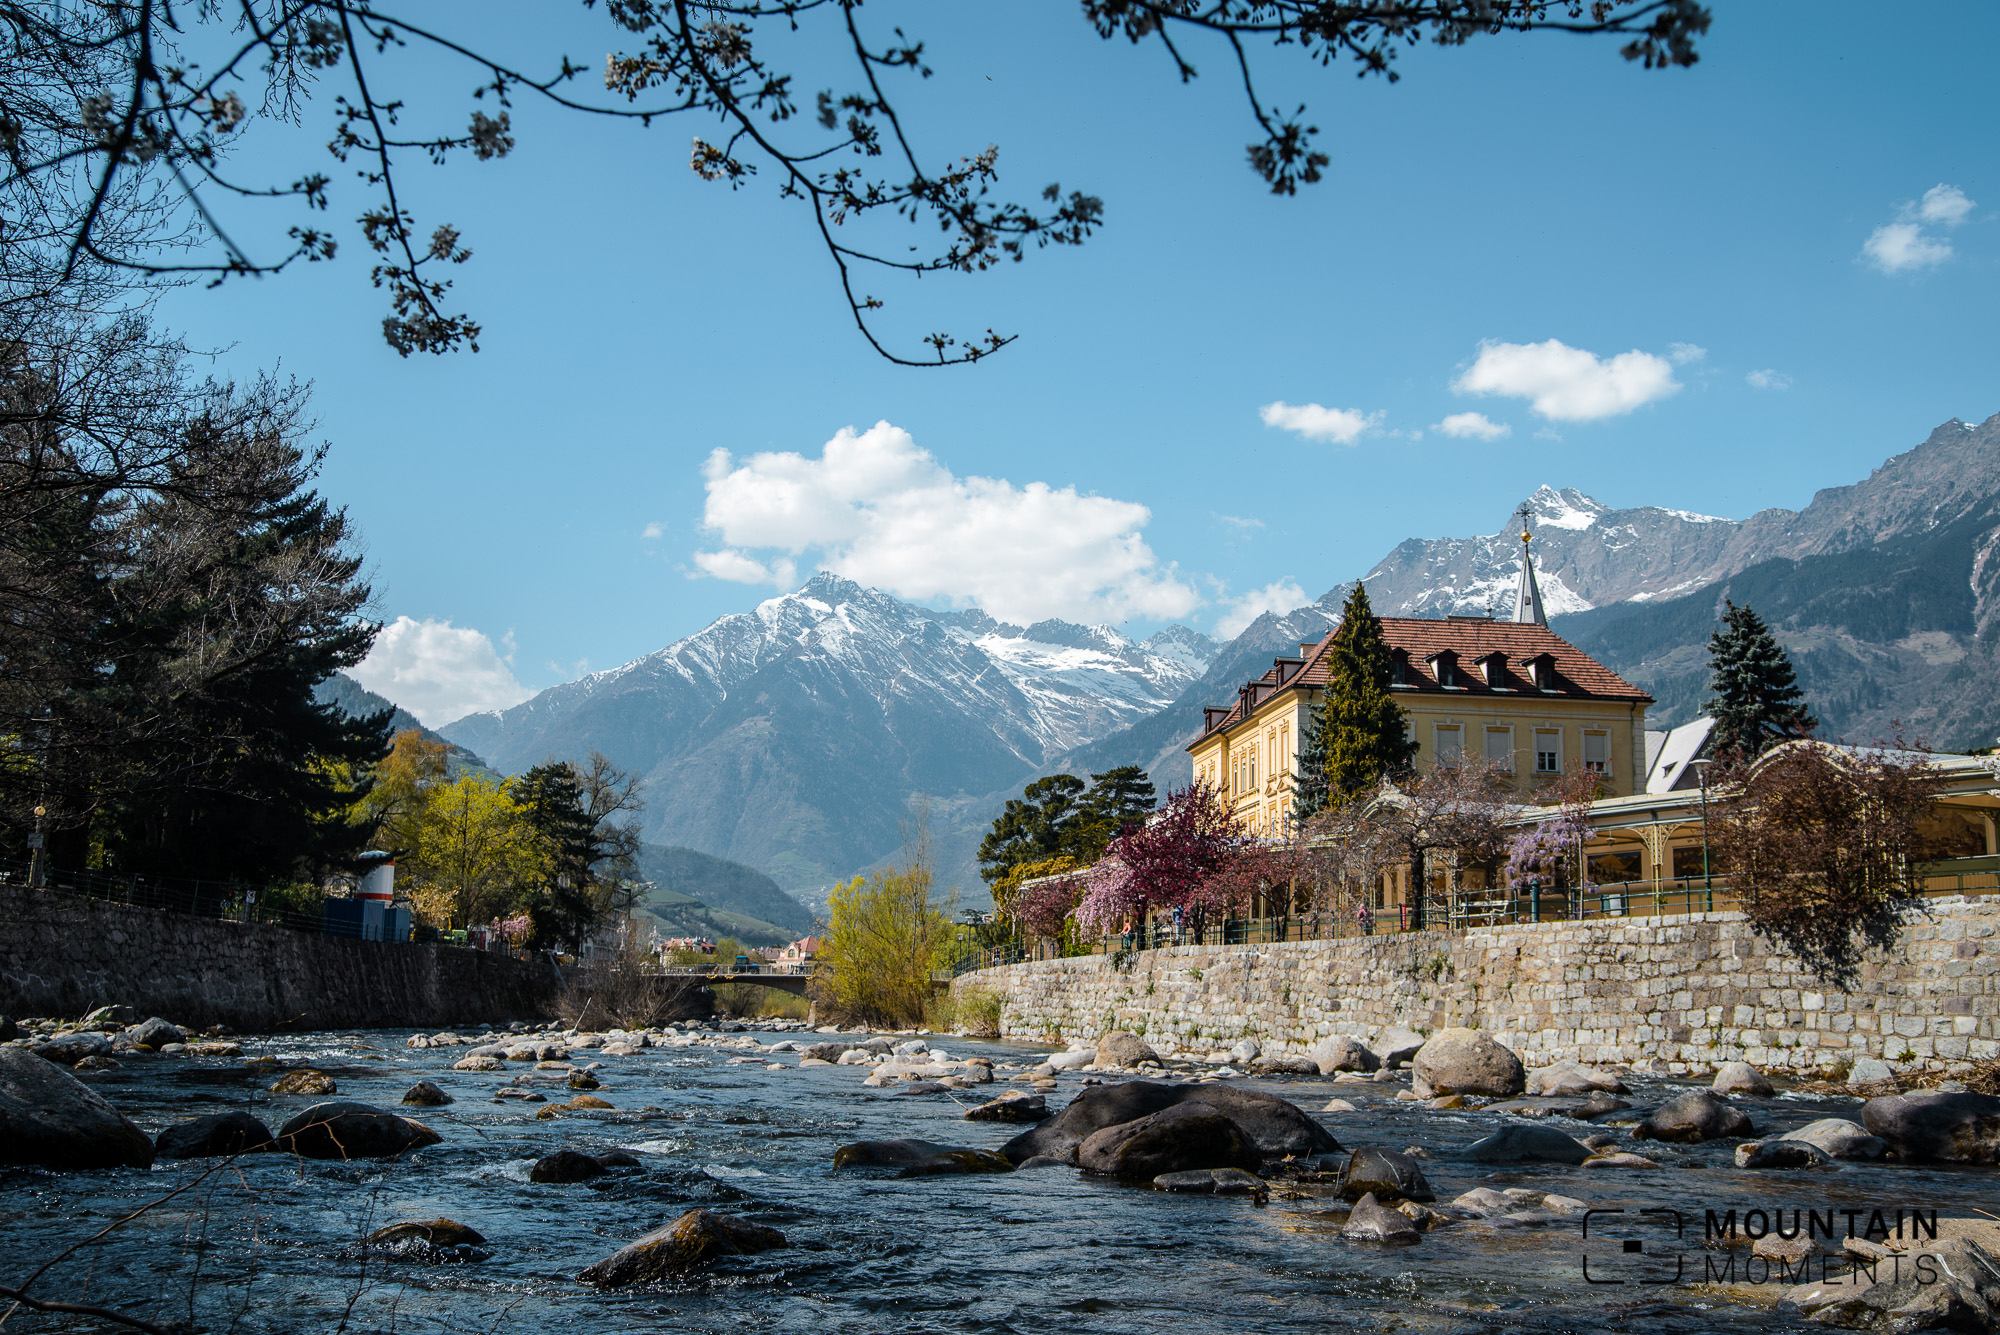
left=0, top=856, right=340, bottom=934
left=951, top=854, right=2000, bottom=971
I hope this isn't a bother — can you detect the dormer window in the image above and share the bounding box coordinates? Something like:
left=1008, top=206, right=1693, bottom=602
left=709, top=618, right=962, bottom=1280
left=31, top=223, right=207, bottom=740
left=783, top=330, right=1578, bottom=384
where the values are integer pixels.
left=1476, top=650, right=1510, bottom=688
left=1389, top=648, right=1410, bottom=686
left=1520, top=652, right=1558, bottom=691
left=1426, top=649, right=1461, bottom=688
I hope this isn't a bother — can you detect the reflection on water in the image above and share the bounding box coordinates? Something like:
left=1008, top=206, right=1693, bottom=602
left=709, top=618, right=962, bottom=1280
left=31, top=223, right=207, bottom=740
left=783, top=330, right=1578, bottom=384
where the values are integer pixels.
left=0, top=1027, right=1983, bottom=1334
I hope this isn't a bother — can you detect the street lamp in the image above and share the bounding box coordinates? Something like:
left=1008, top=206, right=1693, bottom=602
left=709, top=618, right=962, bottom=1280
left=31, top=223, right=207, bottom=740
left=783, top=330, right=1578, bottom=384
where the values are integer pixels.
left=1691, top=758, right=1714, bottom=913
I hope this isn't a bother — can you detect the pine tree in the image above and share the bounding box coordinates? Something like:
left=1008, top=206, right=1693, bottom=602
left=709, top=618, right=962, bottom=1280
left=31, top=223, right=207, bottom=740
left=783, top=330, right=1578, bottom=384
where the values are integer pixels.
left=1320, top=582, right=1416, bottom=804
left=1705, top=599, right=1816, bottom=760
left=1290, top=698, right=1331, bottom=825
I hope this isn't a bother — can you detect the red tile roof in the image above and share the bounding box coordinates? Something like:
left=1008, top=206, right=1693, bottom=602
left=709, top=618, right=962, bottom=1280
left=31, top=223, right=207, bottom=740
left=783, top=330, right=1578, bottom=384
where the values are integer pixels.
left=1191, top=616, right=1652, bottom=747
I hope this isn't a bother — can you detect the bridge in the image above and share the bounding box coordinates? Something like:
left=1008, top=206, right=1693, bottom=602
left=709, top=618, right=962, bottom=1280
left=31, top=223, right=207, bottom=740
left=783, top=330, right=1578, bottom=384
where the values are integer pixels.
left=647, top=965, right=823, bottom=997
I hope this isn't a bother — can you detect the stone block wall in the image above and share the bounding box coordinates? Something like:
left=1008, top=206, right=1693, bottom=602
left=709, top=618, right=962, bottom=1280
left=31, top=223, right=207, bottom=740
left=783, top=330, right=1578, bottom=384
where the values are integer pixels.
left=951, top=899, right=2000, bottom=1075
left=0, top=885, right=556, bottom=1031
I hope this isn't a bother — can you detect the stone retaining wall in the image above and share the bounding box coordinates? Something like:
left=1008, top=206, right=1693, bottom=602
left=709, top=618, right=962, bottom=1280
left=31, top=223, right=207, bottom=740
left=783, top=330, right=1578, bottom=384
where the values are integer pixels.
left=952, top=899, right=2000, bottom=1075
left=0, top=885, right=557, bottom=1031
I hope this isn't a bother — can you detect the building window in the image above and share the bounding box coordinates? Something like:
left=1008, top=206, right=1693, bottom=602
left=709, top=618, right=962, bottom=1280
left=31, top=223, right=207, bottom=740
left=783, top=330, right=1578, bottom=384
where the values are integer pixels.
left=1484, top=727, right=1513, bottom=770
left=1279, top=722, right=1290, bottom=777
left=1534, top=729, right=1561, bottom=773
left=1583, top=731, right=1609, bottom=773
left=1434, top=725, right=1462, bottom=766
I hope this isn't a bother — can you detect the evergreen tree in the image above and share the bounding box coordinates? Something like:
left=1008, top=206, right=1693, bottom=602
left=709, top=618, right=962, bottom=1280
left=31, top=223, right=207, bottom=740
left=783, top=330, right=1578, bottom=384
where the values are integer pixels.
left=514, top=762, right=601, bottom=951
left=1319, top=583, right=1415, bottom=804
left=1071, top=766, right=1157, bottom=861
left=978, top=774, right=1087, bottom=885
left=1705, top=599, right=1815, bottom=760
left=1291, top=698, right=1331, bottom=825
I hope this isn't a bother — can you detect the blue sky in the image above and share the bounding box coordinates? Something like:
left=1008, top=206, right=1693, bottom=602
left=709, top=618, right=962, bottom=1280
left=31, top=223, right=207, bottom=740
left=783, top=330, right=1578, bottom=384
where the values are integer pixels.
left=155, top=2, right=1998, bottom=724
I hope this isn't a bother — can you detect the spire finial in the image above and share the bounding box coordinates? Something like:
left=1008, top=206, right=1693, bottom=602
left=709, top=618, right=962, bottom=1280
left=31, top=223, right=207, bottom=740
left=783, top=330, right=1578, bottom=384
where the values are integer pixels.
left=1512, top=501, right=1546, bottom=625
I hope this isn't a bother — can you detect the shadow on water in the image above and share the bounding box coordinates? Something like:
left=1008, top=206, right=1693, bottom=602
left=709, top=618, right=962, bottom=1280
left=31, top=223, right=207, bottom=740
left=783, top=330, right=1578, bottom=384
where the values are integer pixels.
left=0, top=1029, right=1983, bottom=1334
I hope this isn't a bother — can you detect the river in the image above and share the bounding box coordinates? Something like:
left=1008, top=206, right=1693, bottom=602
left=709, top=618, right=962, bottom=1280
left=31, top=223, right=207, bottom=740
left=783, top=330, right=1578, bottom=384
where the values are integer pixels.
left=2, top=1024, right=1990, bottom=1334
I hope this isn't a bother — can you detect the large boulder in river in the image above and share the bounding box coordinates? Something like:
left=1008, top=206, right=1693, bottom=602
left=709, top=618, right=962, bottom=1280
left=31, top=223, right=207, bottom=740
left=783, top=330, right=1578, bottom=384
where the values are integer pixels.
left=578, top=1209, right=788, bottom=1287
left=1371, top=1027, right=1426, bottom=1068
left=32, top=1031, right=112, bottom=1066
left=1311, top=1036, right=1380, bottom=1075
left=999, top=1079, right=1338, bottom=1166
left=270, top=1069, right=337, bottom=1096
left=1779, top=1117, right=1886, bottom=1161
left=1339, top=1147, right=1434, bottom=1202
left=401, top=1081, right=453, bottom=1107
left=1525, top=1059, right=1627, bottom=1097
left=1786, top=1237, right=2000, bottom=1331
left=1631, top=1089, right=1754, bottom=1143
left=125, top=1017, right=185, bottom=1049
left=529, top=1149, right=640, bottom=1183
left=1096, top=1032, right=1161, bottom=1067
left=154, top=1112, right=275, bottom=1159
left=0, top=1047, right=154, bottom=1168
left=1860, top=1090, right=2000, bottom=1163
left=1733, top=1139, right=1828, bottom=1169
left=1710, top=1062, right=1774, bottom=1097
left=276, top=1102, right=441, bottom=1160
left=1077, top=1103, right=1261, bottom=1181
left=1464, top=1124, right=1592, bottom=1166
left=1411, top=1029, right=1524, bottom=1098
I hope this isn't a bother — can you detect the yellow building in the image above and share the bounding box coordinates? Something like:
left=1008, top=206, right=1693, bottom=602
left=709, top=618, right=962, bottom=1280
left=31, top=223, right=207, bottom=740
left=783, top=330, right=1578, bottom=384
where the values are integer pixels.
left=1188, top=527, right=1652, bottom=834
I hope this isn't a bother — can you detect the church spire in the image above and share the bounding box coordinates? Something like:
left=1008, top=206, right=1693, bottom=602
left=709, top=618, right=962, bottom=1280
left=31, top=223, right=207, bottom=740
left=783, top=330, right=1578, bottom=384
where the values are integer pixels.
left=1512, top=502, right=1546, bottom=625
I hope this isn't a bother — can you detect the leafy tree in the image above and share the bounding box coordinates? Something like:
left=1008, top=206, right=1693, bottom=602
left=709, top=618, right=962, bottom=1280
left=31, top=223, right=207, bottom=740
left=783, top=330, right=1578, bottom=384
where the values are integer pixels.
left=1706, top=599, right=1816, bottom=760
left=4, top=2, right=1706, bottom=361
left=1308, top=759, right=1512, bottom=930
left=362, top=728, right=450, bottom=852
left=1711, top=741, right=1949, bottom=987
left=814, top=864, right=952, bottom=1030
left=1318, top=582, right=1416, bottom=803
left=401, top=775, right=537, bottom=931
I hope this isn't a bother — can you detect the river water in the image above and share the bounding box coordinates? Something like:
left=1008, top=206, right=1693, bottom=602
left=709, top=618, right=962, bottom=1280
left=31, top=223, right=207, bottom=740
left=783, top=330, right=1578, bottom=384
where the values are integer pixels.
left=2, top=1026, right=1992, bottom=1335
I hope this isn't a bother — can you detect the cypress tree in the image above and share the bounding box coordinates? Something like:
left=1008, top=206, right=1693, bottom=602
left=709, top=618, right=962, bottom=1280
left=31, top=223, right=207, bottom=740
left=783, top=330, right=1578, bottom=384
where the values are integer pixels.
left=1705, top=598, right=1815, bottom=760
left=1320, top=583, right=1416, bottom=804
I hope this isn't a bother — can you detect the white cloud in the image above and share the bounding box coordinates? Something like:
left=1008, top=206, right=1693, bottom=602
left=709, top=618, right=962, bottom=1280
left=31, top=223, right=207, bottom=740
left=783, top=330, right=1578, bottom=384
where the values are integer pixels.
left=1745, top=368, right=1792, bottom=391
left=691, top=421, right=1198, bottom=625
left=1452, top=338, right=1680, bottom=422
left=1863, top=184, right=1975, bottom=273
left=1863, top=221, right=1954, bottom=273
left=1215, top=513, right=1265, bottom=530
left=1434, top=411, right=1511, bottom=441
left=1258, top=401, right=1383, bottom=444
left=1668, top=342, right=1707, bottom=366
left=1215, top=579, right=1307, bottom=639
left=1917, top=183, right=1975, bottom=227
left=351, top=616, right=535, bottom=726
left=641, top=521, right=664, bottom=540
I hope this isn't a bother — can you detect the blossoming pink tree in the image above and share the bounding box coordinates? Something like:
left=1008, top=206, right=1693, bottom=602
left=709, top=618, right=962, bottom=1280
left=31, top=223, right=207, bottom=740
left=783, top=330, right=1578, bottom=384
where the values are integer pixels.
left=1071, top=779, right=1248, bottom=940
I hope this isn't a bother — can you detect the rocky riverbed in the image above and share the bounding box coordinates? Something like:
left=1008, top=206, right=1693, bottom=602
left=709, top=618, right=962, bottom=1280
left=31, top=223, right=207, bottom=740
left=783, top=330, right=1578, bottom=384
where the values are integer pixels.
left=3, top=1010, right=1998, bottom=1333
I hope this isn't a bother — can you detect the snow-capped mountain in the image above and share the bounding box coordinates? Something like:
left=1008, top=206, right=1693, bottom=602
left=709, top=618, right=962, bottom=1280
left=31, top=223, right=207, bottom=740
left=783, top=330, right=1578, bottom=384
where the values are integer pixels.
left=440, top=575, right=1217, bottom=893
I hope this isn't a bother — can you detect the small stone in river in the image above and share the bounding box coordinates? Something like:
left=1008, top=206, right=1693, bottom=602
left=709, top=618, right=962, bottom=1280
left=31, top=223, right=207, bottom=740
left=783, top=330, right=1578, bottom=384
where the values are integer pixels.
left=1340, top=1147, right=1434, bottom=1202
left=566, top=1095, right=614, bottom=1110
left=530, top=1150, right=612, bottom=1183
left=72, top=1055, right=120, bottom=1071
left=495, top=1088, right=545, bottom=1103
left=1781, top=1117, right=1886, bottom=1161
left=1321, top=1099, right=1357, bottom=1112
left=154, top=1111, right=274, bottom=1160
left=125, top=1018, right=185, bottom=1049
left=269, top=1069, right=336, bottom=1096
left=577, top=1209, right=787, bottom=1287
left=798, top=1057, right=834, bottom=1067
left=365, top=1218, right=490, bottom=1262
left=966, top=1091, right=1049, bottom=1123
left=1734, top=1139, right=1829, bottom=1169
left=1465, top=1124, right=1591, bottom=1166
left=276, top=1103, right=440, bottom=1160
left=566, top=1071, right=600, bottom=1090
left=1848, top=1056, right=1895, bottom=1086
left=402, top=1080, right=453, bottom=1106
left=1427, top=1094, right=1466, bottom=1110
left=1631, top=1089, right=1753, bottom=1143
left=454, top=1056, right=504, bottom=1072
left=1753, top=1232, right=1823, bottom=1264
left=1396, top=1201, right=1444, bottom=1230
left=1582, top=1152, right=1659, bottom=1169
left=1342, top=1192, right=1421, bottom=1244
